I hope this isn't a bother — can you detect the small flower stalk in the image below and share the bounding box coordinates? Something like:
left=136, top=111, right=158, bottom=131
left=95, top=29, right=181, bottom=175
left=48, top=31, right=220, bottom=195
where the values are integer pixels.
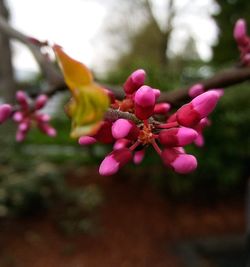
left=79, top=69, right=221, bottom=176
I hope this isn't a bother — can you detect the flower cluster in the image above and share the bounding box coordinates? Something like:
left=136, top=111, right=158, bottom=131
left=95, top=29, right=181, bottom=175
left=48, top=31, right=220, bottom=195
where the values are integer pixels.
left=0, top=91, right=56, bottom=141
left=79, top=70, right=221, bottom=176
left=234, top=18, right=250, bottom=65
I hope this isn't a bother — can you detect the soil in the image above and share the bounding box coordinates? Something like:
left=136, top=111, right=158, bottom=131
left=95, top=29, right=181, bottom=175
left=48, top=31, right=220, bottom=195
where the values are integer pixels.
left=0, top=168, right=245, bottom=267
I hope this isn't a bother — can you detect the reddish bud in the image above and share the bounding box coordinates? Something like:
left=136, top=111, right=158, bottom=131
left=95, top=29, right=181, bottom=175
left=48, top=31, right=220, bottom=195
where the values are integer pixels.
left=38, top=123, right=57, bottom=137
left=113, top=139, right=130, bottom=150
left=94, top=121, right=114, bottom=143
left=0, top=104, right=12, bottom=123
left=188, top=84, right=204, bottom=98
left=154, top=103, right=171, bottom=114
left=16, top=91, right=29, bottom=110
left=177, top=91, right=219, bottom=127
left=79, top=136, right=97, bottom=145
left=99, top=148, right=132, bottom=176
left=13, top=112, right=24, bottom=122
left=161, top=148, right=197, bottom=174
left=152, top=89, right=161, bottom=99
left=234, top=19, right=248, bottom=45
left=35, top=113, right=51, bottom=123
left=16, top=130, right=27, bottom=142
left=123, top=69, right=146, bottom=95
left=134, top=85, right=156, bottom=120
left=112, top=119, right=139, bottom=140
left=35, top=94, right=48, bottom=110
left=159, top=127, right=198, bottom=147
left=133, top=150, right=145, bottom=164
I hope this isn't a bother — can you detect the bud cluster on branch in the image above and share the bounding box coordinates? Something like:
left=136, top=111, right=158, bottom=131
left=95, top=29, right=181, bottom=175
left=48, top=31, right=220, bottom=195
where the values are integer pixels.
left=0, top=17, right=249, bottom=176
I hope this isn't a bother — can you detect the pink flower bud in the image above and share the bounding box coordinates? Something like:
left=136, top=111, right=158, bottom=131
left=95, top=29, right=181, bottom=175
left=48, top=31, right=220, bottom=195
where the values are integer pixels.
left=79, top=136, right=97, bottom=145
left=159, top=127, right=198, bottom=147
left=134, top=85, right=156, bottom=120
left=194, top=134, right=204, bottom=147
left=38, top=123, right=57, bottom=137
left=113, top=139, right=130, bottom=150
left=35, top=94, right=48, bottom=110
left=112, top=119, right=139, bottom=140
left=161, top=148, right=197, bottom=174
left=103, top=88, right=115, bottom=104
left=35, top=113, right=51, bottom=123
left=234, top=19, right=247, bottom=44
left=13, top=111, right=24, bottom=122
left=16, top=130, right=27, bottom=142
left=152, top=89, right=161, bottom=100
left=99, top=148, right=132, bottom=176
left=188, top=84, right=204, bottom=98
left=177, top=91, right=219, bottom=127
left=16, top=91, right=29, bottom=110
left=133, top=150, right=145, bottom=164
left=123, top=69, right=146, bottom=94
left=167, top=113, right=177, bottom=123
left=212, top=89, right=224, bottom=98
left=243, top=53, right=250, bottom=65
left=94, top=121, right=114, bottom=143
left=0, top=104, right=12, bottom=123
left=153, top=103, right=171, bottom=114
left=18, top=121, right=30, bottom=132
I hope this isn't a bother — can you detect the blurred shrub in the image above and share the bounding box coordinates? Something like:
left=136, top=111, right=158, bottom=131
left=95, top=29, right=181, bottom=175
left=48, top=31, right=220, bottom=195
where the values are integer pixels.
left=0, top=119, right=103, bottom=233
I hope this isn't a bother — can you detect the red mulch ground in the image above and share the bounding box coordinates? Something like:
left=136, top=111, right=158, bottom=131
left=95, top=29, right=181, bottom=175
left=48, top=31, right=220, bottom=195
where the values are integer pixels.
left=0, top=169, right=245, bottom=267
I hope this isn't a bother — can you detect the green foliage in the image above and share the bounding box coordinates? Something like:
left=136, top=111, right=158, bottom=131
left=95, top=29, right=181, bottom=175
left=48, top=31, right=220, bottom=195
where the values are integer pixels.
left=0, top=121, right=103, bottom=233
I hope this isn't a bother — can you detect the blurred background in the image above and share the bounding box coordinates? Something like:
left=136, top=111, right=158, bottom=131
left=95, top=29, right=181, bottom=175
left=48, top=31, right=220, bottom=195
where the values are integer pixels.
left=0, top=0, right=250, bottom=266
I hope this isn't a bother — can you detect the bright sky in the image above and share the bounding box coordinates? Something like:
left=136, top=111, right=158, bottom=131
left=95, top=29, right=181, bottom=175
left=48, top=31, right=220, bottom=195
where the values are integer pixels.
left=7, top=0, right=106, bottom=71
left=7, top=0, right=219, bottom=73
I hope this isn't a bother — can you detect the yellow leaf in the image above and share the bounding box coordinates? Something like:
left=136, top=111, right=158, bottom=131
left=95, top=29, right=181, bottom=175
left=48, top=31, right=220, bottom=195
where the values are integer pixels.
left=53, top=44, right=93, bottom=92
left=53, top=45, right=110, bottom=137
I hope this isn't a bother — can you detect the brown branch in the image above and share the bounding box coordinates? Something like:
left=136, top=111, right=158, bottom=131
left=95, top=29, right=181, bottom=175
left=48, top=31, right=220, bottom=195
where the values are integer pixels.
left=0, top=15, right=66, bottom=95
left=1, top=14, right=250, bottom=120
left=159, top=66, right=250, bottom=105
